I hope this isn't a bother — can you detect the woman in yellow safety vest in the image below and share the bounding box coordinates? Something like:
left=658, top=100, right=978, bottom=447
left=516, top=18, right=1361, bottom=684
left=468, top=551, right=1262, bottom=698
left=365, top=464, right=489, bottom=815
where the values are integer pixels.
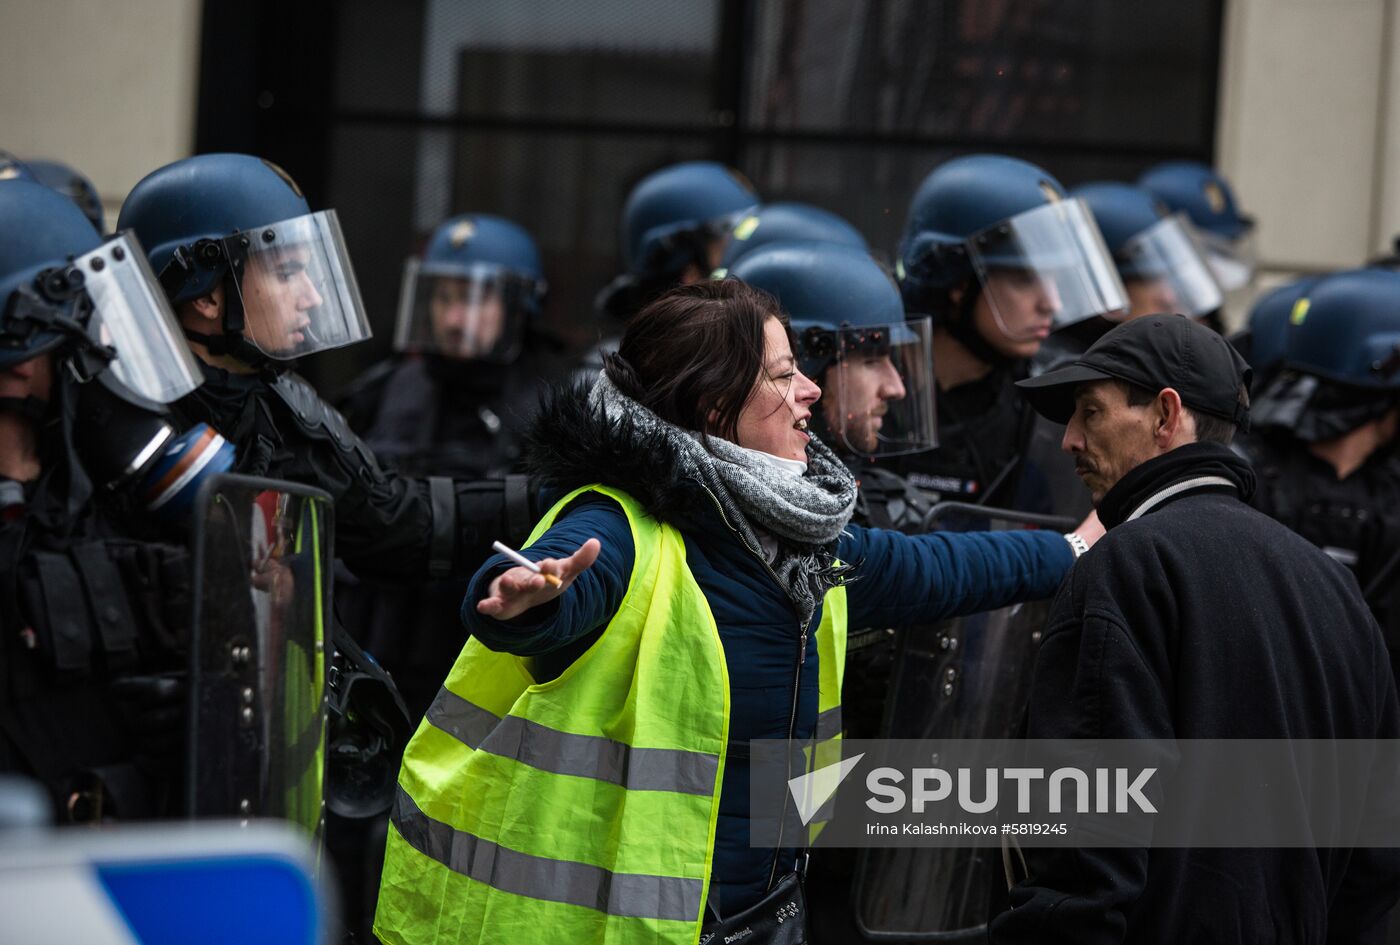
left=376, top=279, right=1098, bottom=945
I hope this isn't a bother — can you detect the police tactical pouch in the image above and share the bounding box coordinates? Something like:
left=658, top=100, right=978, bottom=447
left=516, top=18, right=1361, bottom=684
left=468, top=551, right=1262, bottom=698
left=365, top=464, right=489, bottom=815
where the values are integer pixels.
left=325, top=624, right=412, bottom=819
left=699, top=870, right=807, bottom=945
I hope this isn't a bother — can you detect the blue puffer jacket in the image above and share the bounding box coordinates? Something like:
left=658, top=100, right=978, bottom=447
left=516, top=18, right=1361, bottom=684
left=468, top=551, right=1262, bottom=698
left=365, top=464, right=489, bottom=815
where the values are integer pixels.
left=460, top=388, right=1075, bottom=919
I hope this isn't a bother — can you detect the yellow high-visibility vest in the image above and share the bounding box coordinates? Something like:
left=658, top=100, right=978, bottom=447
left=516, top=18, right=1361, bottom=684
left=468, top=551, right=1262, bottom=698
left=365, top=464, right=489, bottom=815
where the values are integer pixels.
left=375, top=484, right=846, bottom=945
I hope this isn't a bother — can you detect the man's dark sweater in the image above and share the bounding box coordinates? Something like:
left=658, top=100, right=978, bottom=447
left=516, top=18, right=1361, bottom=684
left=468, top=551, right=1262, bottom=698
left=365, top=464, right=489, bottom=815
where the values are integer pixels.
left=989, top=442, right=1400, bottom=944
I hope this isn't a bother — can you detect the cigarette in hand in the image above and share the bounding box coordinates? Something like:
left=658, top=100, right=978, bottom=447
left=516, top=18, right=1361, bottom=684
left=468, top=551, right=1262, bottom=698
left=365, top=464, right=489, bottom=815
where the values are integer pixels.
left=491, top=540, right=562, bottom=587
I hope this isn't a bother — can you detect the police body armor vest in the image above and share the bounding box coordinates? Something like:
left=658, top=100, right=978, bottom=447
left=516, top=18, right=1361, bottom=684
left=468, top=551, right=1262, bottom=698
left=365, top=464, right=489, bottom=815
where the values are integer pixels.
left=375, top=484, right=847, bottom=945
left=894, top=367, right=1037, bottom=509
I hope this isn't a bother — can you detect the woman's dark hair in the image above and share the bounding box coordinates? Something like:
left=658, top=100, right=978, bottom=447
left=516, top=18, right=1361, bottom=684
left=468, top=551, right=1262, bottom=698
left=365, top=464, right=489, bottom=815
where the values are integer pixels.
left=603, top=279, right=791, bottom=442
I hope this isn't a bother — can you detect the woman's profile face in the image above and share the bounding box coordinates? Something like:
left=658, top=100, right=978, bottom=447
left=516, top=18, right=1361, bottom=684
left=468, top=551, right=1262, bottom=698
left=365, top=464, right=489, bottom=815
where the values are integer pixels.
left=733, top=317, right=822, bottom=461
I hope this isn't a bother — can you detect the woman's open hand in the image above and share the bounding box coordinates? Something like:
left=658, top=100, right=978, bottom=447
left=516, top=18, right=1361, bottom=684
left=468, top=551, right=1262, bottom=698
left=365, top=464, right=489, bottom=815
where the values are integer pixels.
left=476, top=539, right=601, bottom=621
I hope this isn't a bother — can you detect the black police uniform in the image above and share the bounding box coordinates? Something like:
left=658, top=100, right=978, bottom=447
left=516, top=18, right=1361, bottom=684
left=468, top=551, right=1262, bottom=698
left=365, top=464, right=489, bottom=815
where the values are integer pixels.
left=806, top=454, right=942, bottom=945
left=0, top=469, right=191, bottom=823
left=1244, top=432, right=1400, bottom=682
left=335, top=352, right=560, bottom=721
left=176, top=363, right=536, bottom=584
left=339, top=353, right=565, bottom=480
left=178, top=360, right=546, bottom=944
left=889, top=366, right=1049, bottom=513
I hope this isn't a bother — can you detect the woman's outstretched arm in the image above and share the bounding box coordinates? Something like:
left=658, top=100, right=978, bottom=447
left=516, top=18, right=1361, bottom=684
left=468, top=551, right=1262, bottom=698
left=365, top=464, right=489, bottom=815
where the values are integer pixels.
left=461, top=497, right=635, bottom=656
left=839, top=524, right=1077, bottom=629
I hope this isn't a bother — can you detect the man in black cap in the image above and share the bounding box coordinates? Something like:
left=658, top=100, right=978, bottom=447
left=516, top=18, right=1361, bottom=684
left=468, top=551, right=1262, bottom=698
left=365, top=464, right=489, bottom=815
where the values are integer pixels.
left=989, top=314, right=1400, bottom=943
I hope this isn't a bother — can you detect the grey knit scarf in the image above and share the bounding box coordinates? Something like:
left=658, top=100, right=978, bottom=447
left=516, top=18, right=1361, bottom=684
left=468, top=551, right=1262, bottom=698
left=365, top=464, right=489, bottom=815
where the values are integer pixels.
left=591, top=374, right=858, bottom=625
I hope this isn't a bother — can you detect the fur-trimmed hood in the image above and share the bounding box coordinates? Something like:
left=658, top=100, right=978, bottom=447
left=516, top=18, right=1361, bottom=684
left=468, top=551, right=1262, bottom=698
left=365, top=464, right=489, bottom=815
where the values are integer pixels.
left=522, top=381, right=704, bottom=526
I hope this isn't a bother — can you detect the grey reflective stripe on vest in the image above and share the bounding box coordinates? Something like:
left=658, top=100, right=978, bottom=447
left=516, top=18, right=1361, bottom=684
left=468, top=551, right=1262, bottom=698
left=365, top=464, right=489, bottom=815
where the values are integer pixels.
left=426, top=687, right=720, bottom=796
left=392, top=786, right=703, bottom=922
left=816, top=706, right=843, bottom=742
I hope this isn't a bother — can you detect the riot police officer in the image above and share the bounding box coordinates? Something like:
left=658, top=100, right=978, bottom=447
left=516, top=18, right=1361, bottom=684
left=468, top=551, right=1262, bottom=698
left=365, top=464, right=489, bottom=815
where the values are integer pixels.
left=117, top=154, right=531, bottom=582
left=893, top=154, right=1128, bottom=511
left=118, top=153, right=544, bottom=940
left=335, top=213, right=561, bottom=720
left=0, top=180, right=226, bottom=823
left=729, top=240, right=937, bottom=530
left=1072, top=181, right=1223, bottom=323
left=585, top=161, right=758, bottom=373
left=339, top=213, right=558, bottom=478
left=1032, top=181, right=1223, bottom=378
left=1139, top=160, right=1257, bottom=326
left=1242, top=268, right=1400, bottom=681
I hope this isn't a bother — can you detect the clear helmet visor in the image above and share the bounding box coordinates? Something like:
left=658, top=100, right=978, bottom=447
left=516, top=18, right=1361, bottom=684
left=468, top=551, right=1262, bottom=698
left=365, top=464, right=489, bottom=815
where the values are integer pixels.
left=1197, top=225, right=1258, bottom=293
left=78, top=231, right=202, bottom=403
left=818, top=316, right=937, bottom=457
left=392, top=259, right=533, bottom=363
left=967, top=198, right=1129, bottom=340
left=1119, top=214, right=1225, bottom=319
left=224, top=209, right=372, bottom=360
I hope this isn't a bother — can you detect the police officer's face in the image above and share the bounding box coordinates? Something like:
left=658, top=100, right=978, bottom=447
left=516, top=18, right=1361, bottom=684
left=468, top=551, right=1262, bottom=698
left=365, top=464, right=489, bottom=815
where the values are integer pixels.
left=1061, top=380, right=1159, bottom=505
left=0, top=354, right=53, bottom=405
left=973, top=268, right=1059, bottom=360
left=428, top=277, right=505, bottom=358
left=1125, top=276, right=1181, bottom=320
left=240, top=245, right=324, bottom=355
left=822, top=354, right=906, bottom=454
left=735, top=317, right=822, bottom=461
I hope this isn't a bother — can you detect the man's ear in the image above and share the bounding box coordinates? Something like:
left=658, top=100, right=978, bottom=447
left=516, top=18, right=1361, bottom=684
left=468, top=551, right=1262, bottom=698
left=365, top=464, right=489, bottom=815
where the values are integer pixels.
left=184, top=284, right=224, bottom=324
left=1154, top=387, right=1189, bottom=446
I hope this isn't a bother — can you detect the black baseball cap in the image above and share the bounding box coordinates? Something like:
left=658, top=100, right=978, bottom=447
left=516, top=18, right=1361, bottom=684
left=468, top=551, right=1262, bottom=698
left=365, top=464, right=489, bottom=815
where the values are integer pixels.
left=1016, top=314, right=1253, bottom=430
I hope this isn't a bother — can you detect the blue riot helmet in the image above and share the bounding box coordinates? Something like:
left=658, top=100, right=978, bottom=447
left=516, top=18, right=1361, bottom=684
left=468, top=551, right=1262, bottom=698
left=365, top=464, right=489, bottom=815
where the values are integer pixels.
left=117, top=153, right=371, bottom=366
left=730, top=240, right=937, bottom=458
left=1230, top=277, right=1313, bottom=387
left=0, top=150, right=36, bottom=184
left=597, top=161, right=758, bottom=321
left=621, top=161, right=758, bottom=277
left=898, top=155, right=1126, bottom=350
left=1251, top=269, right=1400, bottom=441
left=1139, top=161, right=1256, bottom=292
left=1071, top=182, right=1223, bottom=320
left=0, top=181, right=233, bottom=515
left=26, top=158, right=105, bottom=233
left=713, top=202, right=868, bottom=274
left=394, top=214, right=546, bottom=364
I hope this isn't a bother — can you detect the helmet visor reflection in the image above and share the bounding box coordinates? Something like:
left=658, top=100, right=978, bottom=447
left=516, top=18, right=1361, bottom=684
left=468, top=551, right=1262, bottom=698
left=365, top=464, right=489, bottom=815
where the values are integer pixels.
left=79, top=231, right=202, bottom=404
left=392, top=259, right=533, bottom=363
left=967, top=198, right=1129, bottom=339
left=224, top=209, right=372, bottom=360
left=819, top=316, right=937, bottom=457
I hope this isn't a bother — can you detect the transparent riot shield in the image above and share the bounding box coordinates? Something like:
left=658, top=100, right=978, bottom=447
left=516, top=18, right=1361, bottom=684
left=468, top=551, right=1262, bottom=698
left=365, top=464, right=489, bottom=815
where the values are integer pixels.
left=1022, top=412, right=1094, bottom=522
left=186, top=474, right=334, bottom=840
left=853, top=502, right=1075, bottom=942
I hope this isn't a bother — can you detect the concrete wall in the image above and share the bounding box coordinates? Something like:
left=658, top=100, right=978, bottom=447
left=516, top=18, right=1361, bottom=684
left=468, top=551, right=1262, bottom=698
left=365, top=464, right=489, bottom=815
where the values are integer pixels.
left=0, top=0, right=202, bottom=227
left=1217, top=0, right=1399, bottom=271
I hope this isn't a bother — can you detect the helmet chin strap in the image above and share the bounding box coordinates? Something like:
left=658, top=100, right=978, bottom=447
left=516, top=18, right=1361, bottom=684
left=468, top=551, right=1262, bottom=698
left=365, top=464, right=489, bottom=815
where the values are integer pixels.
left=946, top=283, right=1016, bottom=371
left=180, top=326, right=277, bottom=371
left=180, top=273, right=281, bottom=372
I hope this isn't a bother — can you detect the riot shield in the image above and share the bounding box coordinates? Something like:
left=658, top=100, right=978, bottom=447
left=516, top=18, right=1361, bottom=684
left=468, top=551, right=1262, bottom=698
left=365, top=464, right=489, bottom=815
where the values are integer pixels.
left=853, top=503, right=1075, bottom=942
left=1022, top=411, right=1094, bottom=521
left=186, top=474, right=334, bottom=840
